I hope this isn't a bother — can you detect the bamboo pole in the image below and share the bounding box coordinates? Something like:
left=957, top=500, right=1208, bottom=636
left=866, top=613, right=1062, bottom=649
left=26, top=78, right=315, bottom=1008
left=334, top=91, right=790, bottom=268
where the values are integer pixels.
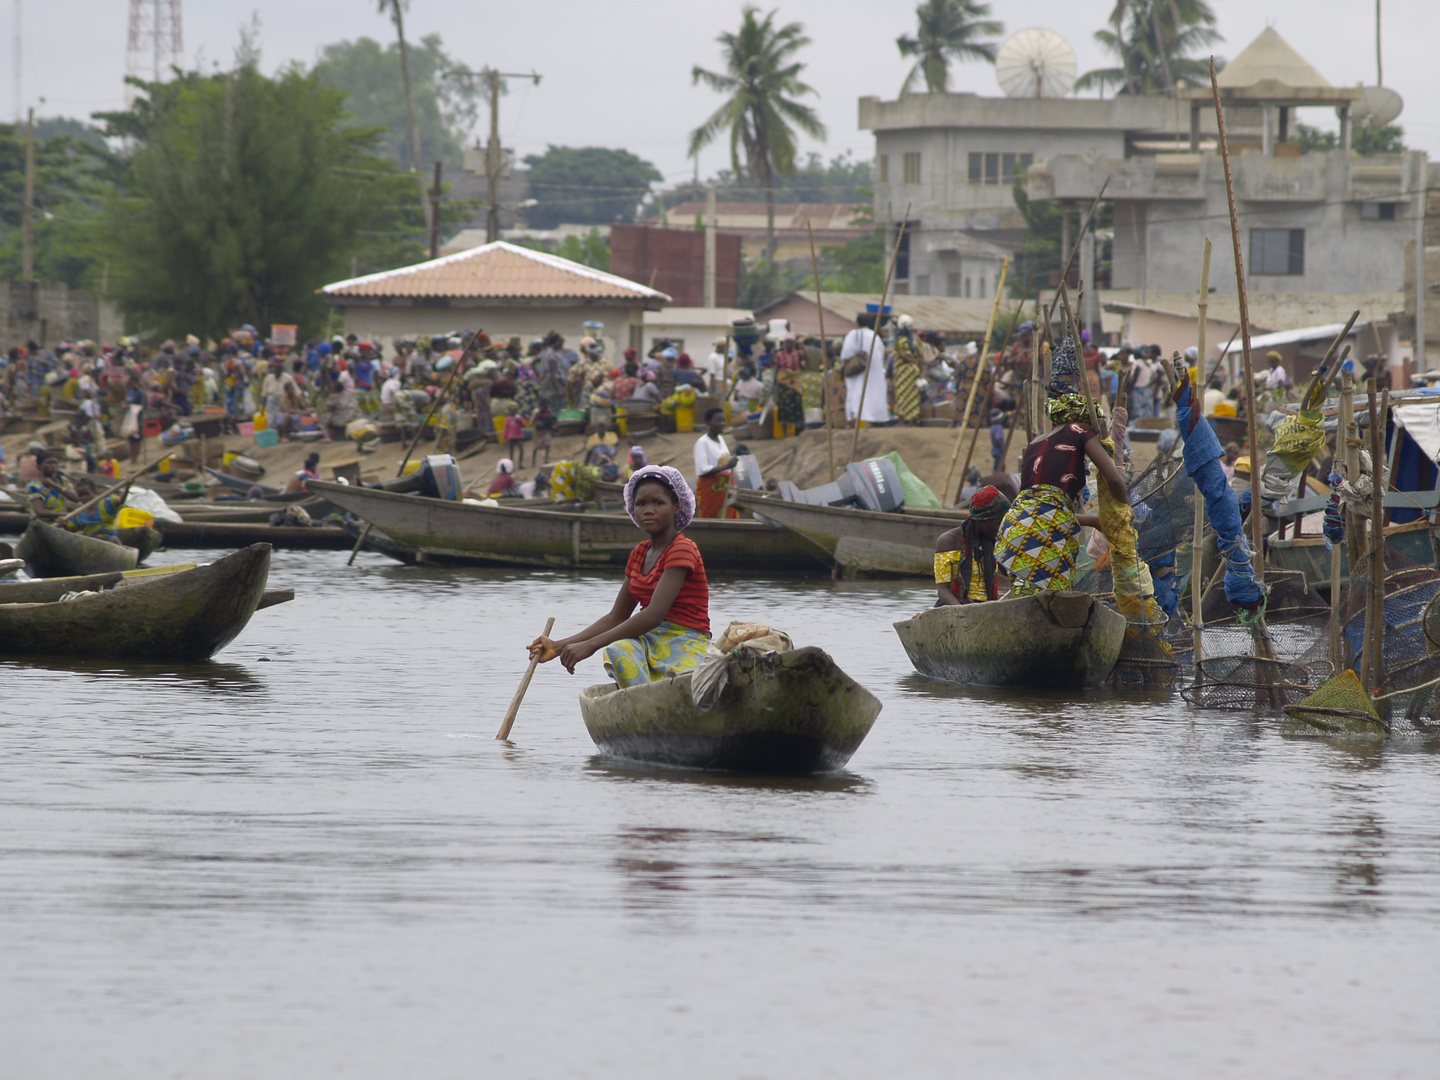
left=1329, top=371, right=1354, bottom=671
left=959, top=276, right=1035, bottom=484
left=1192, top=238, right=1212, bottom=675
left=942, top=255, right=1010, bottom=503
left=1210, top=57, right=1279, bottom=699
left=848, top=205, right=910, bottom=465
left=1361, top=383, right=1385, bottom=691
left=806, top=222, right=837, bottom=483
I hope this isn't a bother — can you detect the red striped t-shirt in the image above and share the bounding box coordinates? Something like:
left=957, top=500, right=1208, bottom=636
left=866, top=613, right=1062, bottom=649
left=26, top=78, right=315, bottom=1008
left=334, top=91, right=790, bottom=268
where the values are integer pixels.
left=624, top=534, right=710, bottom=635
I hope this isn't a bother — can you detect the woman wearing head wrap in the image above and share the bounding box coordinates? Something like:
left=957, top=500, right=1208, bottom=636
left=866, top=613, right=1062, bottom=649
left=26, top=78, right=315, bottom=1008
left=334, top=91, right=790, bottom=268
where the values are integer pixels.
left=933, top=485, right=1011, bottom=605
left=487, top=458, right=519, bottom=497
left=528, top=464, right=710, bottom=687
left=995, top=392, right=1127, bottom=595
left=771, top=335, right=806, bottom=436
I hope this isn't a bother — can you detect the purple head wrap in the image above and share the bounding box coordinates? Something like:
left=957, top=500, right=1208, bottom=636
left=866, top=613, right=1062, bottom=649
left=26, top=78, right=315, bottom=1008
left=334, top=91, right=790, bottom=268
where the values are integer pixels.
left=623, top=464, right=695, bottom=532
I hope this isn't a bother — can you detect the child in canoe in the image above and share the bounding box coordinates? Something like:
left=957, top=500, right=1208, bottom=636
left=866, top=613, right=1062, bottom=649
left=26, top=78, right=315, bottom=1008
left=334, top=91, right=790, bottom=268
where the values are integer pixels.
left=528, top=464, right=710, bottom=686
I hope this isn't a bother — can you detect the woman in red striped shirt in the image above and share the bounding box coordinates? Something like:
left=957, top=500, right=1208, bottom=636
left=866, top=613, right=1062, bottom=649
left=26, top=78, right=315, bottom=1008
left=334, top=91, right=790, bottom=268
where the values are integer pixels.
left=529, top=464, right=711, bottom=687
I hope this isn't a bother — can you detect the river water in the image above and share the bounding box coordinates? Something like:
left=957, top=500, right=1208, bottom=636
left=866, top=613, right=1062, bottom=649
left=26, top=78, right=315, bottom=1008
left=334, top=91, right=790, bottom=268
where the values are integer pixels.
left=3, top=549, right=1438, bottom=1078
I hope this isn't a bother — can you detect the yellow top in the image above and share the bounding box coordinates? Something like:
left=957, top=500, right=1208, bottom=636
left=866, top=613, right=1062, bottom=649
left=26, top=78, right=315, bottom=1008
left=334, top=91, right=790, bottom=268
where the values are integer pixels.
left=934, top=548, right=988, bottom=603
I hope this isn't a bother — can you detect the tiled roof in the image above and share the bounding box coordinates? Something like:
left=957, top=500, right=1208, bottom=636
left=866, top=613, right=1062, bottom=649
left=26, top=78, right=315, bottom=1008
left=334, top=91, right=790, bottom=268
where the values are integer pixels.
left=321, top=241, right=669, bottom=303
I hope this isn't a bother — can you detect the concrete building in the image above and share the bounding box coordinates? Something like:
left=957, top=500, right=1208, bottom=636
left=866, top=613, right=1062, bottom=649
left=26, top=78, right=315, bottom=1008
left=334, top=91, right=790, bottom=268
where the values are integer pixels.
left=641, top=307, right=755, bottom=357
left=640, top=203, right=869, bottom=264
left=320, top=241, right=668, bottom=358
left=0, top=280, right=122, bottom=347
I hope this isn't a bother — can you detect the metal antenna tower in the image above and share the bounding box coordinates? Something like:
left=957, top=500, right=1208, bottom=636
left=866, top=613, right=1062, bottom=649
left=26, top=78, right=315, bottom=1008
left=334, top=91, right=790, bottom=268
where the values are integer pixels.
left=125, top=0, right=182, bottom=104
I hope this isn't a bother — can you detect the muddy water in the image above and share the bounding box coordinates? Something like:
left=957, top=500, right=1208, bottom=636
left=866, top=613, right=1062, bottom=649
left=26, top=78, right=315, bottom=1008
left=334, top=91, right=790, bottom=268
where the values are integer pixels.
left=3, top=550, right=1438, bottom=1078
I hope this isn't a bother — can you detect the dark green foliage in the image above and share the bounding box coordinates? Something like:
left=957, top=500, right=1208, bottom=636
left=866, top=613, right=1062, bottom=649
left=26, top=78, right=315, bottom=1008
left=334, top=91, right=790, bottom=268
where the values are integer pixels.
left=662, top=151, right=872, bottom=209
left=522, top=146, right=662, bottom=229
left=0, top=121, right=122, bottom=289
left=94, top=63, right=425, bottom=340
left=1011, top=177, right=1112, bottom=294
left=820, top=228, right=886, bottom=292
left=1295, top=122, right=1405, bottom=157
left=315, top=34, right=483, bottom=170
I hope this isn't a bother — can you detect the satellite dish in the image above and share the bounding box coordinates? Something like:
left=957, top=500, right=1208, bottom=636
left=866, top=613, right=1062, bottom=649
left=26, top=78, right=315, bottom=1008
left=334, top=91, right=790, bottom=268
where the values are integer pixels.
left=995, top=28, right=1077, bottom=99
left=1355, top=86, right=1403, bottom=129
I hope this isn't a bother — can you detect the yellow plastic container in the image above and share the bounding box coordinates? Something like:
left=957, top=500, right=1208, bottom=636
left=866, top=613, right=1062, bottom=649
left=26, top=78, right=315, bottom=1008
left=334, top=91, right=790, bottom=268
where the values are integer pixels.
left=402, top=460, right=422, bottom=475
left=493, top=416, right=507, bottom=438
left=158, top=457, right=173, bottom=473
left=615, top=406, right=628, bottom=436
left=675, top=405, right=695, bottom=433
left=253, top=410, right=267, bottom=432
left=115, top=507, right=155, bottom=529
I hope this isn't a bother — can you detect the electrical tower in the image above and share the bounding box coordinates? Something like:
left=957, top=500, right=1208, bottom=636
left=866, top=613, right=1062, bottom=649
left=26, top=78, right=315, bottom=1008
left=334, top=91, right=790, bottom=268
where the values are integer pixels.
left=125, top=0, right=182, bottom=103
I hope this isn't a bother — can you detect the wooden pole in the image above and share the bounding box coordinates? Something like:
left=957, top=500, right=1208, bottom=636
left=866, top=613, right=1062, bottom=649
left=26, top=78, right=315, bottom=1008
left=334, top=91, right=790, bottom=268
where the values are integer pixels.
left=943, top=255, right=1010, bottom=503
left=496, top=616, right=556, bottom=740
left=1192, top=238, right=1212, bottom=675
left=849, top=204, right=910, bottom=465
left=959, top=276, right=1035, bottom=484
left=1209, top=59, right=1264, bottom=590
left=1362, top=383, right=1385, bottom=691
left=1330, top=371, right=1354, bottom=671
left=807, top=222, right=837, bottom=483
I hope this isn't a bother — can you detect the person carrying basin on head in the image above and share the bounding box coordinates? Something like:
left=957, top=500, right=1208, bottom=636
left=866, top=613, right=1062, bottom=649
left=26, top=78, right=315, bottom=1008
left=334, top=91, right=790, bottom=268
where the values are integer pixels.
left=529, top=465, right=710, bottom=687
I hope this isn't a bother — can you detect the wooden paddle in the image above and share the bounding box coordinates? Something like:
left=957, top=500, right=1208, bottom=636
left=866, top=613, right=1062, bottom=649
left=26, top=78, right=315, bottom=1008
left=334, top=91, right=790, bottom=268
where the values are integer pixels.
left=56, top=452, right=176, bottom=525
left=496, top=616, right=556, bottom=740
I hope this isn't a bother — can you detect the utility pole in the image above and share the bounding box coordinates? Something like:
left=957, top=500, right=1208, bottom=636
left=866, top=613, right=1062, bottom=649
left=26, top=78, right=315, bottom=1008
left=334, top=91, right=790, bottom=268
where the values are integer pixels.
left=12, top=0, right=19, bottom=124
left=22, top=105, right=34, bottom=280
left=429, top=159, right=443, bottom=259
left=482, top=69, right=542, bottom=243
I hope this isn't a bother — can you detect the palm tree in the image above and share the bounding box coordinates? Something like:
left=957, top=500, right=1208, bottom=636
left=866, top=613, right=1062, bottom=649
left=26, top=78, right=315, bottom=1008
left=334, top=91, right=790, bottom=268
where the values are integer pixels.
left=1076, top=0, right=1221, bottom=96
left=689, top=7, right=826, bottom=274
left=896, top=0, right=1004, bottom=95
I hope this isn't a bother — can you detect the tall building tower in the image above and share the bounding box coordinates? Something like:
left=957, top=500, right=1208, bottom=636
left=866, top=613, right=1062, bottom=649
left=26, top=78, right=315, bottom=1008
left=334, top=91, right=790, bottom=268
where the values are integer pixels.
left=125, top=0, right=182, bottom=103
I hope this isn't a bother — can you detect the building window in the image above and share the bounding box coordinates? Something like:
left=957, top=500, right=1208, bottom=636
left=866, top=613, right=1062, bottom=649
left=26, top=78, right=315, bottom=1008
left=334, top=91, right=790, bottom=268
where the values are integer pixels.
left=1250, top=228, right=1305, bottom=275
left=877, top=154, right=888, bottom=184
left=968, top=151, right=1034, bottom=185
left=902, top=151, right=922, bottom=185
left=963, top=277, right=972, bottom=298
left=894, top=222, right=913, bottom=280
left=915, top=274, right=930, bottom=296
left=1361, top=202, right=1397, bottom=220
left=977, top=275, right=986, bottom=299
left=946, top=272, right=961, bottom=297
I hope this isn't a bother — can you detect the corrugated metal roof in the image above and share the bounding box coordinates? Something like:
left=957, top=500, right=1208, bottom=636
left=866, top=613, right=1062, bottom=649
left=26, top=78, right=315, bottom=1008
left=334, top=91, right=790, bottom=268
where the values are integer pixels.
left=1221, top=322, right=1353, bottom=353
left=321, top=241, right=669, bottom=302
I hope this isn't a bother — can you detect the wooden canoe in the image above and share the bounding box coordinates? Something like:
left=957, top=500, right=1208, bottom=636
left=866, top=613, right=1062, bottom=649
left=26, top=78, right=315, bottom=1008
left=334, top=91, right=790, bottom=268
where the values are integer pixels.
left=310, top=481, right=827, bottom=573
left=731, top=489, right=967, bottom=577
left=16, top=520, right=139, bottom=576
left=579, top=646, right=881, bottom=774
left=1267, top=519, right=1435, bottom=594
left=0, top=563, right=195, bottom=603
left=0, top=543, right=272, bottom=660
left=894, top=591, right=1126, bottom=689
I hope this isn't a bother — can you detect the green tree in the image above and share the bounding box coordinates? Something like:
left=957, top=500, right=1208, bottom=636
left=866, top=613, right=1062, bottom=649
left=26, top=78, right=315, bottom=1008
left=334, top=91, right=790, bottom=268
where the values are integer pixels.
left=820, top=228, right=886, bottom=292
left=522, top=146, right=661, bottom=228
left=896, top=0, right=1003, bottom=94
left=0, top=121, right=122, bottom=288
left=1076, top=0, right=1221, bottom=96
left=689, top=6, right=826, bottom=280
left=1010, top=177, right=1112, bottom=295
left=1295, top=121, right=1405, bottom=156
left=513, top=228, right=610, bottom=271
left=660, top=151, right=873, bottom=209
left=314, top=33, right=482, bottom=170
left=95, top=61, right=426, bottom=340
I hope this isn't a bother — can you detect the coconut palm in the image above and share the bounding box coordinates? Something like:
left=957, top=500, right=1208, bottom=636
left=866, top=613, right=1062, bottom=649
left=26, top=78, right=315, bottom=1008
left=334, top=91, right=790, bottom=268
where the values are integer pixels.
left=689, top=7, right=826, bottom=272
left=1077, top=0, right=1221, bottom=96
left=376, top=0, right=429, bottom=228
left=896, top=0, right=1004, bottom=94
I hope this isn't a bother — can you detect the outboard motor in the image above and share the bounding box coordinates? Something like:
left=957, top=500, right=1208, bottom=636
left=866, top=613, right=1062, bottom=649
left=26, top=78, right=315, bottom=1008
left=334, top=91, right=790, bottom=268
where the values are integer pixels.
left=420, top=454, right=462, bottom=500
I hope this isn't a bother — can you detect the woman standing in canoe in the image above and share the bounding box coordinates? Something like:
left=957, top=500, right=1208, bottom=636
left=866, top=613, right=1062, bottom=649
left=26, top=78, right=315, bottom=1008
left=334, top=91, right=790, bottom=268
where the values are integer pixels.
left=529, top=464, right=711, bottom=686
left=996, top=392, right=1127, bottom=595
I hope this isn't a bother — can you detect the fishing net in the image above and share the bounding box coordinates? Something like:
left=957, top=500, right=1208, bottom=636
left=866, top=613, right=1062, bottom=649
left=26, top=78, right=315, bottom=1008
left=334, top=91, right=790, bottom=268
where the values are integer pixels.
left=1339, top=564, right=1440, bottom=727
left=1284, top=668, right=1386, bottom=734
left=1181, top=651, right=1329, bottom=710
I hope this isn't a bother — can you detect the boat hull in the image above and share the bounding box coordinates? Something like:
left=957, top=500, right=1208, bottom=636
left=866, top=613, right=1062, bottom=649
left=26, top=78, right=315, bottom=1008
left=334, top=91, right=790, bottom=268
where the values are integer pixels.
left=310, top=481, right=826, bottom=573
left=894, top=591, right=1126, bottom=689
left=1267, top=520, right=1435, bottom=592
left=0, top=544, right=271, bottom=660
left=731, top=490, right=964, bottom=577
left=579, top=646, right=881, bottom=774
left=16, top=520, right=139, bottom=576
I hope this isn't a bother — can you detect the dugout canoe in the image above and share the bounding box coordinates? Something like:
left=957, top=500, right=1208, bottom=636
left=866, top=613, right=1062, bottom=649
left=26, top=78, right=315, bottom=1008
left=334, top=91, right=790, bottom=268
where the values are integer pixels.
left=731, top=488, right=966, bottom=577
left=0, top=543, right=271, bottom=660
left=1267, top=519, right=1435, bottom=594
left=16, top=520, right=139, bottom=577
left=155, top=520, right=353, bottom=550
left=578, top=645, right=881, bottom=774
left=309, top=481, right=826, bottom=573
left=894, top=590, right=1126, bottom=689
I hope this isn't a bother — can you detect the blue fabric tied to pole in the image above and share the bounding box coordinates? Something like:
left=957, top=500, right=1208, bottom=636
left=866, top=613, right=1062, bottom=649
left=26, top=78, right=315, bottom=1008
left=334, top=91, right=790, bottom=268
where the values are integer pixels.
left=1175, top=378, right=1263, bottom=608
left=1322, top=470, right=1346, bottom=550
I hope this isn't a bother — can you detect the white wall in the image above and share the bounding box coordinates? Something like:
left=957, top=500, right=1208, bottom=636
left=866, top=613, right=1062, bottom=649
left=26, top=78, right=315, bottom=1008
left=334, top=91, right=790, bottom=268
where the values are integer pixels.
left=336, top=304, right=643, bottom=363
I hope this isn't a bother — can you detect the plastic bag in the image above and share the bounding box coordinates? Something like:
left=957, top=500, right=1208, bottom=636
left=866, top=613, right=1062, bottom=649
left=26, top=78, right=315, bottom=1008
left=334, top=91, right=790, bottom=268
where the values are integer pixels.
left=124, top=485, right=183, bottom=524
left=691, top=621, right=794, bottom=710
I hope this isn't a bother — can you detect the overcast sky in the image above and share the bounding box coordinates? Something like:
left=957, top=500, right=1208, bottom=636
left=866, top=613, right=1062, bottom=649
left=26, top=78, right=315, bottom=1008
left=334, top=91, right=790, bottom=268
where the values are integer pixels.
left=19, top=0, right=1440, bottom=183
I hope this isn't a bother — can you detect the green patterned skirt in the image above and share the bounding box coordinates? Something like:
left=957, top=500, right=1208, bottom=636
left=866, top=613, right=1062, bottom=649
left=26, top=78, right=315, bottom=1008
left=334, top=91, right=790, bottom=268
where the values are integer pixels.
left=603, top=621, right=712, bottom=688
